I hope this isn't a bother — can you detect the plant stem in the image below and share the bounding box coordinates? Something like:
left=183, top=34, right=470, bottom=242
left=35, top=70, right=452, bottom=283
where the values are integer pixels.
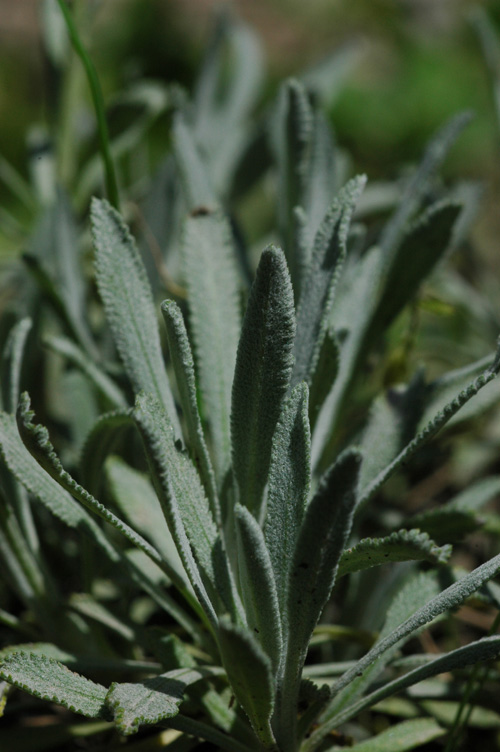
left=57, top=0, right=120, bottom=210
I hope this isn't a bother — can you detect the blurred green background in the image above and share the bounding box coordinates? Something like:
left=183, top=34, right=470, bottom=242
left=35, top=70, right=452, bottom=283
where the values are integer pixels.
left=1, top=0, right=500, bottom=265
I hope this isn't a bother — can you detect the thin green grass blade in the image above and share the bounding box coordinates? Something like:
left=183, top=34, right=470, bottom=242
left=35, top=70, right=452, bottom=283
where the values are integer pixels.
left=161, top=300, right=219, bottom=519
left=231, top=246, right=296, bottom=517
left=91, top=198, right=180, bottom=435
left=180, top=210, right=241, bottom=484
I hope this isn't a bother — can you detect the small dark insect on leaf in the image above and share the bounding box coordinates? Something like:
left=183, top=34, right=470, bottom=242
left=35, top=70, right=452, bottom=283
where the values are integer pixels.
left=190, top=205, right=213, bottom=217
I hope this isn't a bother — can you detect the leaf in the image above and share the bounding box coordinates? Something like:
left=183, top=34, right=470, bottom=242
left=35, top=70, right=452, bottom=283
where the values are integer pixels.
left=302, top=112, right=338, bottom=253
left=80, top=409, right=134, bottom=497
left=292, top=175, right=366, bottom=388
left=379, top=111, right=472, bottom=259
left=105, top=456, right=184, bottom=581
left=16, top=394, right=181, bottom=586
left=106, top=667, right=212, bottom=735
left=357, top=348, right=500, bottom=510
left=265, top=383, right=311, bottom=619
left=217, top=618, right=276, bottom=748
left=0, top=652, right=108, bottom=719
left=91, top=198, right=180, bottom=434
left=231, top=245, right=296, bottom=517
left=321, top=636, right=500, bottom=736
left=133, top=391, right=242, bottom=627
left=235, top=503, right=282, bottom=672
left=173, top=114, right=217, bottom=210
left=180, top=210, right=241, bottom=484
left=161, top=300, right=219, bottom=518
left=337, top=529, right=452, bottom=578
left=342, top=718, right=445, bottom=752
left=370, top=201, right=462, bottom=338
left=275, top=449, right=361, bottom=749
left=308, top=327, right=340, bottom=431
left=43, top=334, right=126, bottom=409
left=0, top=318, right=32, bottom=414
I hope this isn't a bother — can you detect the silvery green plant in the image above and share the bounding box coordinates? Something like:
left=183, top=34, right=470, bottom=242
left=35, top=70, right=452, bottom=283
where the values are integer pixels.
left=2, top=7, right=500, bottom=752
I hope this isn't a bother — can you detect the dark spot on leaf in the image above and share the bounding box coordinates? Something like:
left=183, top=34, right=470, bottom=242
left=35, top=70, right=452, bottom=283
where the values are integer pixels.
left=299, top=562, right=309, bottom=569
left=254, top=627, right=260, bottom=633
left=190, top=205, right=213, bottom=217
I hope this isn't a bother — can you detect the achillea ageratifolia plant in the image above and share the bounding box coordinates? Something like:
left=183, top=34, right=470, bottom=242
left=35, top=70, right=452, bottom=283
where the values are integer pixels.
left=2, top=4, right=500, bottom=752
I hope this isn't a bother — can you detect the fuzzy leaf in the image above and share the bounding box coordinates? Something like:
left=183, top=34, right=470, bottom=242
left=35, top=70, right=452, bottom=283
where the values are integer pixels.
left=1, top=318, right=32, bottom=414
left=173, top=114, right=216, bottom=210
left=80, top=410, right=134, bottom=497
left=235, top=503, right=282, bottom=672
left=275, top=450, right=361, bottom=748
left=292, top=175, right=366, bottom=387
left=338, top=529, right=451, bottom=578
left=358, top=350, right=500, bottom=510
left=265, top=382, right=311, bottom=618
left=217, top=619, right=276, bottom=748
left=343, top=718, right=445, bottom=752
left=379, top=111, right=472, bottom=258
left=308, top=327, right=340, bottom=430
left=106, top=667, right=212, bottom=736
left=133, top=392, right=241, bottom=627
left=161, top=300, right=219, bottom=519
left=0, top=652, right=108, bottom=719
left=91, top=198, right=180, bottom=434
left=231, top=245, right=296, bottom=517
left=321, top=636, right=500, bottom=737
left=180, top=210, right=241, bottom=484
left=44, top=335, right=126, bottom=409
left=302, top=111, right=338, bottom=253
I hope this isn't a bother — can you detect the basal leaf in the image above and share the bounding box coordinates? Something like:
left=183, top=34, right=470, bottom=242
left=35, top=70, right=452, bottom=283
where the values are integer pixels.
left=134, top=392, right=242, bottom=627
left=91, top=198, right=180, bottom=434
left=265, top=382, right=311, bottom=619
left=0, top=652, right=108, bottom=719
left=235, top=503, right=282, bottom=672
left=217, top=618, right=276, bottom=749
left=43, top=334, right=127, bottom=409
left=80, top=409, right=134, bottom=497
left=342, top=718, right=445, bottom=752
left=173, top=114, right=217, bottom=210
left=161, top=300, right=219, bottom=519
left=0, top=318, right=32, bottom=414
left=275, top=449, right=361, bottom=749
left=379, top=111, right=472, bottom=259
left=180, top=210, right=241, bottom=484
left=231, top=245, right=296, bottom=517
left=337, top=529, right=452, bottom=578
left=292, top=175, right=366, bottom=388
left=106, top=666, right=214, bottom=735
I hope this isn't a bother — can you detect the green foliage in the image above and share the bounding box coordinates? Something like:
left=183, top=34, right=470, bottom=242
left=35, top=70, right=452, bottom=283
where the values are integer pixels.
left=1, top=5, right=500, bottom=752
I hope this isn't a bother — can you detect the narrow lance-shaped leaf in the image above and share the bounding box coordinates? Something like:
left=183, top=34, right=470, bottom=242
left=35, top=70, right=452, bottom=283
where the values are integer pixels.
left=91, top=198, right=180, bottom=435
left=337, top=529, right=451, bottom=578
left=16, top=393, right=187, bottom=590
left=235, top=503, right=282, bottom=673
left=180, top=211, right=241, bottom=486
left=264, top=382, right=311, bottom=619
left=133, top=392, right=243, bottom=628
left=312, top=637, right=500, bottom=746
left=379, top=111, right=472, bottom=259
left=358, top=348, right=500, bottom=509
left=302, top=111, right=338, bottom=254
left=231, top=246, right=296, bottom=517
left=342, top=718, right=445, bottom=752
left=173, top=114, right=217, bottom=210
left=292, top=175, right=366, bottom=388
left=274, top=449, right=361, bottom=750
left=217, top=618, right=277, bottom=749
left=80, top=409, right=134, bottom=497
left=161, top=300, right=219, bottom=521
left=0, top=318, right=32, bottom=414
left=0, top=652, right=108, bottom=720
left=308, top=326, right=339, bottom=431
